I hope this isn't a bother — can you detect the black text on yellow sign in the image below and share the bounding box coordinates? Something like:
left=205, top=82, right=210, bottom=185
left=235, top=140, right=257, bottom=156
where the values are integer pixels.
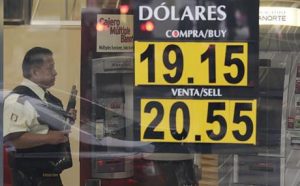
left=135, top=42, right=248, bottom=86
left=140, top=99, right=256, bottom=144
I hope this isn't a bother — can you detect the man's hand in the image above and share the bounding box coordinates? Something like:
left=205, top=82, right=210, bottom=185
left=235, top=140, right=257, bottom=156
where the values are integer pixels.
left=47, top=131, right=68, bottom=145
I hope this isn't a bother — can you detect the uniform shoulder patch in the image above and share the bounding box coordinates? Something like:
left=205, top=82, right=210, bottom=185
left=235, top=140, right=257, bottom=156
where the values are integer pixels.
left=10, top=113, right=18, bottom=122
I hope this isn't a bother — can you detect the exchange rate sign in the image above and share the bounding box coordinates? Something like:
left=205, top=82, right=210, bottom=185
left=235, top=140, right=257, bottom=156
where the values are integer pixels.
left=135, top=42, right=248, bottom=86
left=133, top=0, right=259, bottom=151
left=140, top=99, right=256, bottom=144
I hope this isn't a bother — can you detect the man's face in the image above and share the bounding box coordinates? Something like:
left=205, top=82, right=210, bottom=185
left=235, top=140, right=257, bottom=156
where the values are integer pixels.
left=32, top=55, right=57, bottom=89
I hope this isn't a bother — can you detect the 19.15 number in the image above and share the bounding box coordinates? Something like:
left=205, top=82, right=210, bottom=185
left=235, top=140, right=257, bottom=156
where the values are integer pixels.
left=140, top=44, right=245, bottom=85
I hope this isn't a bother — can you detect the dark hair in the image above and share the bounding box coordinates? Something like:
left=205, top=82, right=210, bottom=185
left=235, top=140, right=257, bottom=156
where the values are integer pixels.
left=22, top=47, right=53, bottom=78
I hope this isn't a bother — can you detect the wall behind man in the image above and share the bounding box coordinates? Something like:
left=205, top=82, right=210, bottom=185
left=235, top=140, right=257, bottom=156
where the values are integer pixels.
left=4, top=25, right=81, bottom=186
left=31, top=0, right=86, bottom=20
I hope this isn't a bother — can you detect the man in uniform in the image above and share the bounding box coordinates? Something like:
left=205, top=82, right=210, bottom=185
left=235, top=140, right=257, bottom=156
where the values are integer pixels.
left=4, top=47, right=77, bottom=186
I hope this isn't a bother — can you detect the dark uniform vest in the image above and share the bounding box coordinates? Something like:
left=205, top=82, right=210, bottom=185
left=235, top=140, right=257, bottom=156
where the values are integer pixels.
left=8, top=85, right=72, bottom=174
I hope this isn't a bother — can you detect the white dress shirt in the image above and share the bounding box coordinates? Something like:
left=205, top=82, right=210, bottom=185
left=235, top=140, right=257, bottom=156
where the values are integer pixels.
left=3, top=79, right=49, bottom=138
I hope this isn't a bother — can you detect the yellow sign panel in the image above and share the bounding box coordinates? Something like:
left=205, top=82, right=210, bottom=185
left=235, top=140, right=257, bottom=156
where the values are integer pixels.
left=135, top=42, right=248, bottom=86
left=140, top=99, right=256, bottom=144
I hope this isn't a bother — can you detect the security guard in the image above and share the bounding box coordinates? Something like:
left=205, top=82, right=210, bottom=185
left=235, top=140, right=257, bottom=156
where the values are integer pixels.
left=4, top=47, right=76, bottom=186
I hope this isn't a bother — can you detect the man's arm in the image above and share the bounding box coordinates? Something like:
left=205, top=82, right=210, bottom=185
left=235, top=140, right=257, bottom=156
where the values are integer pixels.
left=11, top=130, right=68, bottom=149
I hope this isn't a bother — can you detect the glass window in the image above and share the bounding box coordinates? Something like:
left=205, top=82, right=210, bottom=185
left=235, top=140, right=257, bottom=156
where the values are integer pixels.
left=3, top=1, right=300, bottom=186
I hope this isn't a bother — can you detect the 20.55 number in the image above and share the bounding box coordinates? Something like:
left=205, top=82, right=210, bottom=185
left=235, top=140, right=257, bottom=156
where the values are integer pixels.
left=140, top=99, right=256, bottom=144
